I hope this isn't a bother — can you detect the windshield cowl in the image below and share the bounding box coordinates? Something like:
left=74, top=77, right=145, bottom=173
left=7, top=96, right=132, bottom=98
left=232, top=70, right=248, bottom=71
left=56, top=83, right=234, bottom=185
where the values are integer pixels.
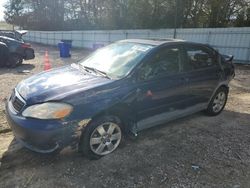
left=71, top=63, right=112, bottom=79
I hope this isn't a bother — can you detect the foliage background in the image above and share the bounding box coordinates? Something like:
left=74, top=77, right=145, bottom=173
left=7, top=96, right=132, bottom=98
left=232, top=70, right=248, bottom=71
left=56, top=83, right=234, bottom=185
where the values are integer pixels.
left=4, top=0, right=250, bottom=30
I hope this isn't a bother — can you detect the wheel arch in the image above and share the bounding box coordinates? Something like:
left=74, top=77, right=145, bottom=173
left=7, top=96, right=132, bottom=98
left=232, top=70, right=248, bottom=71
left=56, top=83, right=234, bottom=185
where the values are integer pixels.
left=9, top=52, right=23, bottom=58
left=207, top=83, right=229, bottom=106
left=78, top=105, right=129, bottom=155
left=86, top=104, right=132, bottom=133
left=219, top=84, right=229, bottom=93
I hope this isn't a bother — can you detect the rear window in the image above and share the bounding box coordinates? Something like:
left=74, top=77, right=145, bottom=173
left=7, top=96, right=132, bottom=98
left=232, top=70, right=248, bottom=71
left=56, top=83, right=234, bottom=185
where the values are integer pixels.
left=183, top=45, right=216, bottom=71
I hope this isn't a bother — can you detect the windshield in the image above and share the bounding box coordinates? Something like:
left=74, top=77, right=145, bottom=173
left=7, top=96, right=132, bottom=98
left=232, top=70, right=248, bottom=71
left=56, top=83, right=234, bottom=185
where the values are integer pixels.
left=79, top=42, right=154, bottom=79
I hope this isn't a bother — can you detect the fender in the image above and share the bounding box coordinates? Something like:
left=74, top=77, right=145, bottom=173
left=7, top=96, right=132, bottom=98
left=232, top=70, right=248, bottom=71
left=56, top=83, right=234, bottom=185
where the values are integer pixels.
left=64, top=79, right=138, bottom=129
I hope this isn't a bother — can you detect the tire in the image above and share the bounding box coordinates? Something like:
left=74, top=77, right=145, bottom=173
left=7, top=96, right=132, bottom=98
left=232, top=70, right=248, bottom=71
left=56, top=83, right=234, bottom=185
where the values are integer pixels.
left=7, top=54, right=23, bottom=68
left=206, top=87, right=228, bottom=116
left=79, top=116, right=123, bottom=160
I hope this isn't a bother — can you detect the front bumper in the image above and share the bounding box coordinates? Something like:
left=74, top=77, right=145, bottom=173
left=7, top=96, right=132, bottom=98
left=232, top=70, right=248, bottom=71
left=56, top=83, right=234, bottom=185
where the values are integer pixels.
left=5, top=100, right=80, bottom=153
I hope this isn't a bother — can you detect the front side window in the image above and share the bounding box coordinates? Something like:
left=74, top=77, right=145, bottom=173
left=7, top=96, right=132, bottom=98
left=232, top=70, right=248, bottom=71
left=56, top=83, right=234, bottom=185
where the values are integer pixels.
left=184, top=45, right=215, bottom=71
left=139, top=46, right=182, bottom=80
left=79, top=42, right=153, bottom=79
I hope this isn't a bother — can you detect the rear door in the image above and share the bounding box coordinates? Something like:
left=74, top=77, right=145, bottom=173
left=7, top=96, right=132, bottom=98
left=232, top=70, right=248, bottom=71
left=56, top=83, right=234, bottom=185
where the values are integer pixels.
left=181, top=44, right=222, bottom=105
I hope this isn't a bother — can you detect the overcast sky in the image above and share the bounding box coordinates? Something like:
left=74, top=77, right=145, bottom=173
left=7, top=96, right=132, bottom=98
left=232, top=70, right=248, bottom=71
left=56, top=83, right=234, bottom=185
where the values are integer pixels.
left=0, top=0, right=7, bottom=21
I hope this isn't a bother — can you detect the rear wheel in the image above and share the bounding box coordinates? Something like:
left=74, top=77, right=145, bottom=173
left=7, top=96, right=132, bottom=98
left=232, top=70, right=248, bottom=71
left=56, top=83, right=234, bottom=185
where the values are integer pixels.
left=206, top=87, right=228, bottom=116
left=80, top=116, right=123, bottom=160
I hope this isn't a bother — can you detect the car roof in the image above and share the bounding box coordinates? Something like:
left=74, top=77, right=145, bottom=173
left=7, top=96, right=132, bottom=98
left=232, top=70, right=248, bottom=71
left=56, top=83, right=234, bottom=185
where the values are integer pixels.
left=0, top=35, right=17, bottom=41
left=119, top=38, right=215, bottom=52
left=119, top=38, right=186, bottom=46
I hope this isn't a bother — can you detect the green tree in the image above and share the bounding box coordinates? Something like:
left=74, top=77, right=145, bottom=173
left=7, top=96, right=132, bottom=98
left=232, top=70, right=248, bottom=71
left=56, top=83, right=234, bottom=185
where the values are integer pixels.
left=4, top=0, right=25, bottom=26
left=3, top=0, right=250, bottom=30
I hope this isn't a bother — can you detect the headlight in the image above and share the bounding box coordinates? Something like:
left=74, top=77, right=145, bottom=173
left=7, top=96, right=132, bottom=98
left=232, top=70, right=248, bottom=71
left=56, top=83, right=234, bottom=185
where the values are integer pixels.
left=22, top=102, right=73, bottom=120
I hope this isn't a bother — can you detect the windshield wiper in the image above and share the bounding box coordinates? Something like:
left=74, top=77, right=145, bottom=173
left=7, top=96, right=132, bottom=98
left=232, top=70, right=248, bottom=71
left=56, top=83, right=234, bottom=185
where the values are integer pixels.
left=83, top=66, right=111, bottom=79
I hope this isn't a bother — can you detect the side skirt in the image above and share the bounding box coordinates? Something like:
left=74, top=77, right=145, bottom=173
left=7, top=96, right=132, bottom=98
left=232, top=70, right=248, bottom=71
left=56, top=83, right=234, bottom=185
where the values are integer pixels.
left=133, top=103, right=207, bottom=133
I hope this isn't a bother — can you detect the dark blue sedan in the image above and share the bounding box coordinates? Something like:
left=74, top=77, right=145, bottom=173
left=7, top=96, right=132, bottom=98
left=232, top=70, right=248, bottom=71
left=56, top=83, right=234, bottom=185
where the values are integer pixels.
left=6, top=39, right=235, bottom=159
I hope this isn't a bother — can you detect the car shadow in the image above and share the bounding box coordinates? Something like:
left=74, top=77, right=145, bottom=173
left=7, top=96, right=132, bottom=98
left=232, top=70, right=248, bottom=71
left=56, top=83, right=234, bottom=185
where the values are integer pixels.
left=15, top=64, right=35, bottom=72
left=0, top=138, right=80, bottom=169
left=1, top=109, right=250, bottom=187
left=1, top=109, right=250, bottom=162
left=0, top=63, right=35, bottom=75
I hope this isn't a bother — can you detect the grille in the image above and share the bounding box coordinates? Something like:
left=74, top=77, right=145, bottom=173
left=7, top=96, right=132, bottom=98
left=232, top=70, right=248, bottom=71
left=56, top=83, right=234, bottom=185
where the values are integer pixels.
left=11, top=91, right=25, bottom=112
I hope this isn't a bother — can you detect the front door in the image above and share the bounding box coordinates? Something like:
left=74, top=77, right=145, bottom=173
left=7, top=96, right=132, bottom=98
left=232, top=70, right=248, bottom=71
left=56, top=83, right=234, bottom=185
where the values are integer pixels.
left=135, top=45, right=190, bottom=131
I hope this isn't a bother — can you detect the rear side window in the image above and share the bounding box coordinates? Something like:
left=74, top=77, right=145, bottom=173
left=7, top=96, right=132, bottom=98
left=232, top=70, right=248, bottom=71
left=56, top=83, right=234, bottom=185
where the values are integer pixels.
left=183, top=45, right=216, bottom=71
left=139, top=46, right=182, bottom=80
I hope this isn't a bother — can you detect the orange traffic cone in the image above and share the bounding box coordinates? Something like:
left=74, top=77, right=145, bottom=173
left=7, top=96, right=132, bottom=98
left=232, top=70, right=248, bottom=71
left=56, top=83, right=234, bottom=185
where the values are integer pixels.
left=44, top=50, right=51, bottom=71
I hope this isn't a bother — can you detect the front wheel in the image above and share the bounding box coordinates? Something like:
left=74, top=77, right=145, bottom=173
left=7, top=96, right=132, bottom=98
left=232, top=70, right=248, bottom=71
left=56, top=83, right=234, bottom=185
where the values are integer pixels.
left=206, top=87, right=228, bottom=116
left=79, top=116, right=123, bottom=160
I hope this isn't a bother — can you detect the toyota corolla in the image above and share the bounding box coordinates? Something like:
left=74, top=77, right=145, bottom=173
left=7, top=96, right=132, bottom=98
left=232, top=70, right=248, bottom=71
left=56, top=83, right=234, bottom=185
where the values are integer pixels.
left=6, top=39, right=235, bottom=159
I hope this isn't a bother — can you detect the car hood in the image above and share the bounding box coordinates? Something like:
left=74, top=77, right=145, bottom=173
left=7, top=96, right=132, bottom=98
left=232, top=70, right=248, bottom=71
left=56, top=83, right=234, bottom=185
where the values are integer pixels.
left=17, top=65, right=113, bottom=104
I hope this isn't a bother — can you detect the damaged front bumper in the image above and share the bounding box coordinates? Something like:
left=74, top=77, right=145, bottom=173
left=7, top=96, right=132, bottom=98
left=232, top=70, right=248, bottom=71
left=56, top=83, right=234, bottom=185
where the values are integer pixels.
left=5, top=100, right=91, bottom=153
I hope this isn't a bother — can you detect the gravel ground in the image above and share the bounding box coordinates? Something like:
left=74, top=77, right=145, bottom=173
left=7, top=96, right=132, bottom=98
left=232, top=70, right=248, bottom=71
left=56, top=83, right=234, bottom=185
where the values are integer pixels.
left=0, top=44, right=250, bottom=188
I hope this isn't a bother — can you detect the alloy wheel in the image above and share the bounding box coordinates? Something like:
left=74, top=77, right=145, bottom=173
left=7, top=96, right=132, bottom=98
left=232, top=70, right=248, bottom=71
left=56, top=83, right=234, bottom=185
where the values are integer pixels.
left=212, top=91, right=226, bottom=113
left=90, top=122, right=122, bottom=156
